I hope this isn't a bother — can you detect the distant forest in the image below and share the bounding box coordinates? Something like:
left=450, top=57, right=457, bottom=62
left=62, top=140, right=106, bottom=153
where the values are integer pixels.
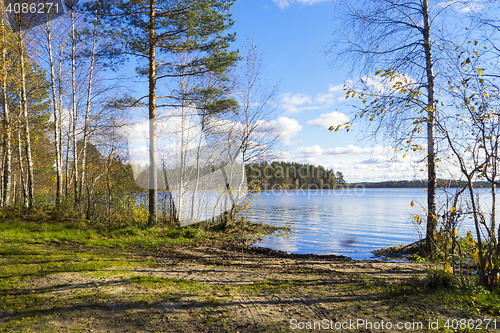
left=349, top=179, right=491, bottom=188
left=245, top=161, right=345, bottom=190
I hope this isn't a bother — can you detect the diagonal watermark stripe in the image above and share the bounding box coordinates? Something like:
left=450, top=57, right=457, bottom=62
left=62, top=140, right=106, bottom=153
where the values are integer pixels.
left=128, top=114, right=248, bottom=227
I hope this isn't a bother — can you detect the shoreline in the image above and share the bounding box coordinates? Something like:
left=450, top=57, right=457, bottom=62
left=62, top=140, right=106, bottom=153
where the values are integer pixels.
left=1, top=215, right=496, bottom=332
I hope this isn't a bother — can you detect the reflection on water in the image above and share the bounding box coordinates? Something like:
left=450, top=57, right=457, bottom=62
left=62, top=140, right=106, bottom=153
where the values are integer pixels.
left=244, top=188, right=498, bottom=260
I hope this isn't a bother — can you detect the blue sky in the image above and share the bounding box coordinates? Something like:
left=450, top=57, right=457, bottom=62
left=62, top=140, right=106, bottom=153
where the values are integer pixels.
left=227, top=0, right=426, bottom=182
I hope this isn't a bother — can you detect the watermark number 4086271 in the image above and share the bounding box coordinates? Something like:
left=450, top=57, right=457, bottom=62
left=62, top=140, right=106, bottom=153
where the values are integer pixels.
left=5, top=1, right=61, bottom=15
left=3, top=0, right=69, bottom=31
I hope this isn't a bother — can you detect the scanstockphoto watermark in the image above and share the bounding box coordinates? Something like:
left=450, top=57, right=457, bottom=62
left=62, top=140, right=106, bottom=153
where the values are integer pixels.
left=248, top=163, right=340, bottom=184
left=246, top=163, right=365, bottom=197
left=127, top=117, right=248, bottom=227
left=290, top=318, right=498, bottom=331
left=253, top=182, right=366, bottom=198
left=126, top=114, right=363, bottom=226
left=290, top=318, right=424, bottom=331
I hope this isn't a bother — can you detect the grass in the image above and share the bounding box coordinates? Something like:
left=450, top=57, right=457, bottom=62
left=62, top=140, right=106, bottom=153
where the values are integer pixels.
left=1, top=208, right=499, bottom=332
left=364, top=270, right=500, bottom=318
left=0, top=208, right=277, bottom=251
left=0, top=218, right=207, bottom=250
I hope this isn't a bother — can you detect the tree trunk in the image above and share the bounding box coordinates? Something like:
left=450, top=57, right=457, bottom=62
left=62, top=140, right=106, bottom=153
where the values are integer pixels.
left=80, top=12, right=98, bottom=204
left=16, top=118, right=28, bottom=208
left=422, top=0, right=437, bottom=258
left=71, top=9, right=79, bottom=203
left=18, top=32, right=34, bottom=209
left=1, top=17, right=11, bottom=207
left=148, top=0, right=158, bottom=226
left=45, top=22, right=63, bottom=207
left=491, top=140, right=497, bottom=244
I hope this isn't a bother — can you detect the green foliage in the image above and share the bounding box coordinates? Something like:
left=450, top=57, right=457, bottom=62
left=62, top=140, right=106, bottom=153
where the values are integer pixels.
left=409, top=252, right=426, bottom=263
left=425, top=269, right=457, bottom=290
left=246, top=161, right=345, bottom=190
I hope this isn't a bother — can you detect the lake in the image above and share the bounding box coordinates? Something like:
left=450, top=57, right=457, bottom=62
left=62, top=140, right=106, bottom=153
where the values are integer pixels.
left=244, top=188, right=498, bottom=260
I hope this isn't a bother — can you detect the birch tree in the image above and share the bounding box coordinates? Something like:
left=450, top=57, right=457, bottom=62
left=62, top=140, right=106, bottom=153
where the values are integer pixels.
left=0, top=7, right=15, bottom=207
left=328, top=0, right=478, bottom=257
left=38, top=14, right=67, bottom=206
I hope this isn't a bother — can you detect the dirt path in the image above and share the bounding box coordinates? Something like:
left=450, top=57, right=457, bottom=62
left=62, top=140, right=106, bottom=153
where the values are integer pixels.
left=2, top=242, right=496, bottom=333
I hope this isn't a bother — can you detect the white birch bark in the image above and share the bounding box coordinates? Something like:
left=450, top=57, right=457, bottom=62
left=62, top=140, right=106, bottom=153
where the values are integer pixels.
left=1, top=16, right=11, bottom=207
left=45, top=21, right=63, bottom=206
left=17, top=32, right=34, bottom=209
left=70, top=9, right=79, bottom=203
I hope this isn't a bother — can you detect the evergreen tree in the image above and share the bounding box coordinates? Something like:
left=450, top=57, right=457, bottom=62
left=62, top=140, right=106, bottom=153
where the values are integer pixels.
left=84, top=0, right=239, bottom=225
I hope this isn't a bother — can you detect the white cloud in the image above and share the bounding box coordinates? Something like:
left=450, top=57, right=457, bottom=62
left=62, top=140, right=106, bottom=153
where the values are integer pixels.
left=307, top=112, right=349, bottom=129
left=434, top=0, right=485, bottom=13
left=256, top=116, right=303, bottom=145
left=460, top=3, right=484, bottom=12
left=296, top=145, right=324, bottom=157
left=280, top=84, right=344, bottom=114
left=294, top=157, right=323, bottom=165
left=324, top=144, right=393, bottom=155
left=315, top=84, right=344, bottom=105
left=273, top=150, right=292, bottom=161
left=359, top=157, right=391, bottom=165
left=273, top=0, right=329, bottom=9
left=356, top=73, right=417, bottom=96
left=281, top=92, right=318, bottom=114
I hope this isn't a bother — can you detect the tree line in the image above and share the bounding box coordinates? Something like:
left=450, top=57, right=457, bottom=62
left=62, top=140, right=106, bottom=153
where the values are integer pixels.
left=246, top=161, right=346, bottom=190
left=350, top=179, right=491, bottom=189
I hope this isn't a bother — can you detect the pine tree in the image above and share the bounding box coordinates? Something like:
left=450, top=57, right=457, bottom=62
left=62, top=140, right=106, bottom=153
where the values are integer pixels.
left=85, top=0, right=239, bottom=225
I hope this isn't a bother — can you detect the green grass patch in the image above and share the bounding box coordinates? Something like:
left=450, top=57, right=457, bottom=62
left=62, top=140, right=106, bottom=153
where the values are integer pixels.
left=0, top=209, right=274, bottom=252
left=0, top=217, right=209, bottom=250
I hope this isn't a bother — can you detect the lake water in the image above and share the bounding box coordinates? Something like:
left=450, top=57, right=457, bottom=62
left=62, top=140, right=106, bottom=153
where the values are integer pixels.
left=244, top=188, right=498, bottom=260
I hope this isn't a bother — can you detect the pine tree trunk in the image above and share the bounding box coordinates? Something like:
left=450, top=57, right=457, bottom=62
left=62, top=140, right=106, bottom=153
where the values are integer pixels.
left=148, top=0, right=158, bottom=226
left=422, top=0, right=437, bottom=258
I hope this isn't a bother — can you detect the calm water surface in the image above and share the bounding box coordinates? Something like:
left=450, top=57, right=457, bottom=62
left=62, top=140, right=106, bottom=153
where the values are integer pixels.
left=244, top=188, right=498, bottom=260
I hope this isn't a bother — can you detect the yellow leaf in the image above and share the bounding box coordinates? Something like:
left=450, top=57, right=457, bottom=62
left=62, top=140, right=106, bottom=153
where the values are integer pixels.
left=450, top=207, right=456, bottom=213
left=414, top=215, right=419, bottom=221
left=410, top=201, right=414, bottom=207
left=375, top=69, right=382, bottom=75
left=454, top=229, right=458, bottom=237
left=477, top=68, right=482, bottom=76
left=473, top=249, right=480, bottom=264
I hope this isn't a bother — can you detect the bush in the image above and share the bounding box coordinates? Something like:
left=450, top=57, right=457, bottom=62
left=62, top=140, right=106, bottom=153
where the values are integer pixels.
left=425, top=269, right=457, bottom=289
